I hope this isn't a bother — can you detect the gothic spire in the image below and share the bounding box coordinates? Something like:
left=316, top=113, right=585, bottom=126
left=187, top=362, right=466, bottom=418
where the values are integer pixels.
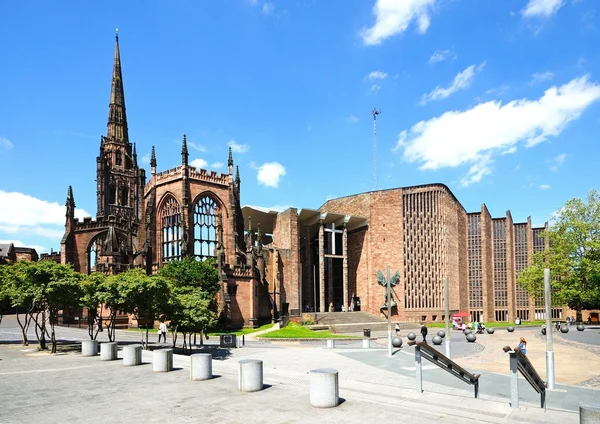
left=106, top=32, right=128, bottom=143
left=182, top=134, right=189, bottom=166
left=65, top=185, right=76, bottom=218
left=235, top=165, right=240, bottom=185
left=228, top=147, right=233, bottom=174
left=150, top=145, right=157, bottom=168
left=133, top=143, right=138, bottom=166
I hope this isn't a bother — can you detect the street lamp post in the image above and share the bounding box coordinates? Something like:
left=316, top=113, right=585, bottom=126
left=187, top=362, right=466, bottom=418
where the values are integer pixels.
left=544, top=268, right=555, bottom=390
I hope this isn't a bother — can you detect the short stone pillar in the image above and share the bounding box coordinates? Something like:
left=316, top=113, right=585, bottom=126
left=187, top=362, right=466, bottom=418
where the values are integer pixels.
left=81, top=340, right=99, bottom=356
left=190, top=353, right=212, bottom=381
left=100, top=342, right=118, bottom=361
left=310, top=368, right=339, bottom=408
left=238, top=359, right=263, bottom=392
left=362, top=338, right=370, bottom=349
left=123, top=345, right=142, bottom=366
left=153, top=348, right=173, bottom=372
left=580, top=402, right=600, bottom=424
left=326, top=339, right=335, bottom=349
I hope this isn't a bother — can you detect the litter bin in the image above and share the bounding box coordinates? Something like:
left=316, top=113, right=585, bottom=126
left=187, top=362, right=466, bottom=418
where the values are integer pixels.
left=515, top=317, right=521, bottom=325
left=363, top=329, right=371, bottom=338
left=219, top=334, right=237, bottom=348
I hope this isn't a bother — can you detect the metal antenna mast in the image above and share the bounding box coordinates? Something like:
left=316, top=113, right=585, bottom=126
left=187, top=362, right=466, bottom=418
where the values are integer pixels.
left=372, top=108, right=381, bottom=190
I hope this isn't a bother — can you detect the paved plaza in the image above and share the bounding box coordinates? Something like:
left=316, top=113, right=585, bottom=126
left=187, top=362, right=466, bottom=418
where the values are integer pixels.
left=0, top=316, right=599, bottom=423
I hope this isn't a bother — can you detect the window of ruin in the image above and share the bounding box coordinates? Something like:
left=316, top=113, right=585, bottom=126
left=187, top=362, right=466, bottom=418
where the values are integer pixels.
left=160, top=196, right=182, bottom=262
left=193, top=195, right=219, bottom=261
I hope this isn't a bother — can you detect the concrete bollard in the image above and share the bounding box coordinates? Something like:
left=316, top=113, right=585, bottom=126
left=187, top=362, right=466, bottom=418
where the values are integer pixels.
left=326, top=339, right=335, bottom=349
left=123, top=345, right=142, bottom=366
left=310, top=368, right=339, bottom=408
left=190, top=353, right=212, bottom=381
left=580, top=402, right=600, bottom=424
left=81, top=340, right=99, bottom=356
left=238, top=359, right=263, bottom=392
left=362, top=338, right=370, bottom=349
left=100, top=342, right=118, bottom=361
left=153, top=348, right=173, bottom=372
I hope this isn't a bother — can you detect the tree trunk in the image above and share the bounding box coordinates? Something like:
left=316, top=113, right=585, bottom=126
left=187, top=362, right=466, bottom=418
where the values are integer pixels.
left=16, top=307, right=30, bottom=346
left=50, top=308, right=57, bottom=354
left=172, top=326, right=178, bottom=348
left=576, top=308, right=583, bottom=324
left=87, top=309, right=96, bottom=340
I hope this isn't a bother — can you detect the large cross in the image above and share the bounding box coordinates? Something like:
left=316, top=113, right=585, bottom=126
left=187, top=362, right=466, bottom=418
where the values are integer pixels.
left=324, top=223, right=344, bottom=255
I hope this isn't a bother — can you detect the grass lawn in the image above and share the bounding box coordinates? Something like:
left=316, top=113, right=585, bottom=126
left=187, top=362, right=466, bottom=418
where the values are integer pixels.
left=259, top=322, right=361, bottom=339
left=207, top=323, right=275, bottom=337
left=427, top=320, right=546, bottom=329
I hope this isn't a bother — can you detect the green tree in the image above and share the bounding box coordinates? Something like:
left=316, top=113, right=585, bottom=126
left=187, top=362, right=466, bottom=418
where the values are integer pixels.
left=3, top=261, right=37, bottom=345
left=158, top=258, right=220, bottom=351
left=518, top=189, right=600, bottom=322
left=0, top=265, right=12, bottom=327
left=119, top=268, right=171, bottom=349
left=96, top=273, right=127, bottom=342
left=80, top=273, right=105, bottom=340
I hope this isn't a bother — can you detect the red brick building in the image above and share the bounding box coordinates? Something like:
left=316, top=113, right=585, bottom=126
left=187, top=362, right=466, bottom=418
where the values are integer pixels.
left=61, top=36, right=570, bottom=327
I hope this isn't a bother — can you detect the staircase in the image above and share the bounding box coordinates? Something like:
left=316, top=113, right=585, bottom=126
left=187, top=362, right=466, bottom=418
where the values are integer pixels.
left=309, top=311, right=417, bottom=334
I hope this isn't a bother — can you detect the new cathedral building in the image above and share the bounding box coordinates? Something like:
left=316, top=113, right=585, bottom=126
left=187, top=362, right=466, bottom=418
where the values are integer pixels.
left=60, top=36, right=566, bottom=328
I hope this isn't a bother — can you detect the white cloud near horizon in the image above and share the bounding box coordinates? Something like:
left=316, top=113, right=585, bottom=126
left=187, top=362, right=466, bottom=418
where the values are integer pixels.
left=394, top=75, right=600, bottom=186
left=531, top=71, right=554, bottom=84
left=0, top=190, right=92, bottom=253
left=257, top=162, right=286, bottom=188
left=228, top=140, right=249, bottom=153
left=0, top=136, right=13, bottom=150
left=190, top=158, right=208, bottom=169
left=366, top=71, right=388, bottom=80
left=361, top=0, right=437, bottom=45
left=421, top=62, right=485, bottom=104
left=429, top=49, right=454, bottom=65
left=522, top=0, right=565, bottom=18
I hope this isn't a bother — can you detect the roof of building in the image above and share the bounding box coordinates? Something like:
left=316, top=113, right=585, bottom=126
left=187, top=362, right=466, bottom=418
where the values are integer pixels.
left=0, top=243, right=15, bottom=259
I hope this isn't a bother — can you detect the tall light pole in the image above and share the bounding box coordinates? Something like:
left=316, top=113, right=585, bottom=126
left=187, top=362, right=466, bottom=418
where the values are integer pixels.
left=444, top=275, right=451, bottom=358
left=372, top=108, right=381, bottom=190
left=544, top=268, right=555, bottom=390
left=386, top=266, right=393, bottom=357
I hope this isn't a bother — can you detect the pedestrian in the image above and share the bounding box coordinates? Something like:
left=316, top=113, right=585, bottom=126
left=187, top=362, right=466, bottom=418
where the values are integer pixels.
left=420, top=324, right=428, bottom=342
left=395, top=323, right=401, bottom=336
left=341, top=304, right=346, bottom=312
left=518, top=337, right=527, bottom=355
left=158, top=320, right=168, bottom=343
left=95, top=316, right=103, bottom=332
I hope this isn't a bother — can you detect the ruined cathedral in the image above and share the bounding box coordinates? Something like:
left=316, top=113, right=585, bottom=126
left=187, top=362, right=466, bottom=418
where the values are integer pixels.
left=61, top=35, right=564, bottom=328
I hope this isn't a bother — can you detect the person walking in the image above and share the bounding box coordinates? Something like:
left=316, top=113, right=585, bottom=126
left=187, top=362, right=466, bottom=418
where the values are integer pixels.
left=420, top=324, right=428, bottom=342
left=158, top=320, right=168, bottom=343
left=395, top=323, right=401, bottom=337
left=518, top=337, right=527, bottom=355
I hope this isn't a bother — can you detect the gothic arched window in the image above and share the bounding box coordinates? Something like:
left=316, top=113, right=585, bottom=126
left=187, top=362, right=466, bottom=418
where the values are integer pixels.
left=193, top=195, right=219, bottom=261
left=160, top=196, right=182, bottom=262
left=116, top=150, right=122, bottom=166
left=121, top=186, right=129, bottom=206
left=109, top=184, right=116, bottom=205
left=88, top=238, right=99, bottom=274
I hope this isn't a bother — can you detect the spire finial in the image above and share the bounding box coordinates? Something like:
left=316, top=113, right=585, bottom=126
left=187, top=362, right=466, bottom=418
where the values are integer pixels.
left=150, top=145, right=157, bottom=168
left=66, top=185, right=75, bottom=208
left=116, top=28, right=119, bottom=41
left=235, top=165, right=240, bottom=185
left=228, top=147, right=233, bottom=167
left=182, top=134, right=189, bottom=166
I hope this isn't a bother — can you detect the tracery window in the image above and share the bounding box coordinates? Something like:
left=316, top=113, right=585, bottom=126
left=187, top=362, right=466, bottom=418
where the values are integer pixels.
left=116, top=150, right=122, bottom=166
left=88, top=238, right=99, bottom=274
left=161, top=196, right=182, bottom=262
left=120, top=186, right=128, bottom=206
left=193, top=195, right=219, bottom=260
left=109, top=184, right=116, bottom=205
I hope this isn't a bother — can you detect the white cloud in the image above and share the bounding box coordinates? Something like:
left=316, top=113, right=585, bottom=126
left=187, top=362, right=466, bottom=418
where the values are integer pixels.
left=550, top=152, right=567, bottom=171
left=361, top=0, right=437, bottom=45
left=190, top=158, right=208, bottom=169
left=531, top=71, right=554, bottom=84
left=141, top=153, right=151, bottom=165
left=394, top=75, right=600, bottom=186
left=347, top=115, right=360, bottom=123
left=228, top=140, right=249, bottom=153
left=540, top=184, right=551, bottom=190
left=262, top=2, right=274, bottom=14
left=0, top=136, right=13, bottom=150
left=211, top=161, right=224, bottom=169
left=0, top=239, right=47, bottom=255
left=257, top=162, right=286, bottom=188
left=522, top=0, right=565, bottom=18
left=0, top=225, right=64, bottom=239
left=366, top=71, right=388, bottom=80
left=420, top=62, right=485, bottom=104
left=428, top=49, right=454, bottom=65
left=369, top=84, right=381, bottom=94
left=188, top=142, right=206, bottom=152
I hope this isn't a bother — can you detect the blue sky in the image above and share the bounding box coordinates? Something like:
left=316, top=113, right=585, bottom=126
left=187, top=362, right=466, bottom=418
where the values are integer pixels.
left=0, top=0, right=599, bottom=254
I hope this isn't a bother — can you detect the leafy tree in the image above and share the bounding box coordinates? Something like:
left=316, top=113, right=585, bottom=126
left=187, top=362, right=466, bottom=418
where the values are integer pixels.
left=158, top=258, right=220, bottom=351
left=0, top=265, right=12, bottom=327
left=3, top=261, right=37, bottom=345
left=80, top=273, right=105, bottom=340
left=119, top=268, right=171, bottom=349
left=96, top=273, right=127, bottom=342
left=518, top=189, right=600, bottom=322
